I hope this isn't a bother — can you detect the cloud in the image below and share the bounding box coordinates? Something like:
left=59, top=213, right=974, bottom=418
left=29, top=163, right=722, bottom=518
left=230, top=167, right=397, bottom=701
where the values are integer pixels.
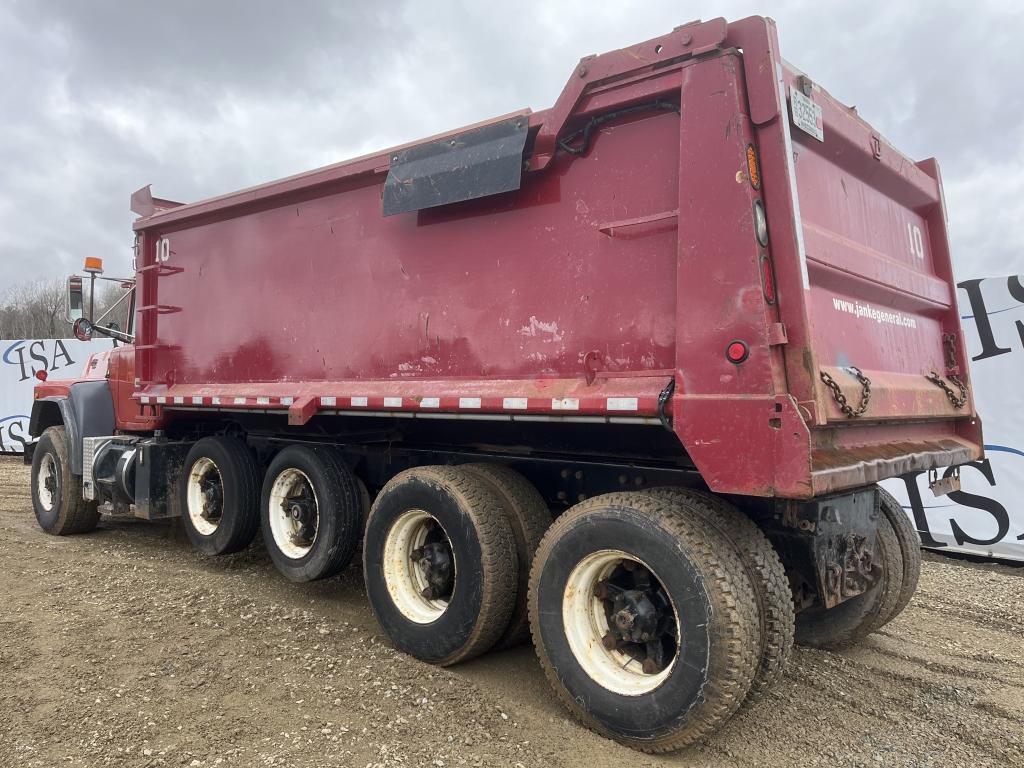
left=1, top=0, right=1022, bottom=295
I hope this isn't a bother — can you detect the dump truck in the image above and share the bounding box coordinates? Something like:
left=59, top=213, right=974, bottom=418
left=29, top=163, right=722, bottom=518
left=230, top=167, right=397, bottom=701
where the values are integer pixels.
left=26, top=16, right=980, bottom=752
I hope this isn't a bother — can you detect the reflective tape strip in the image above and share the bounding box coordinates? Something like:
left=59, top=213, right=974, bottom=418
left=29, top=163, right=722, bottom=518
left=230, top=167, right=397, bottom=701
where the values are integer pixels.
left=606, top=397, right=639, bottom=411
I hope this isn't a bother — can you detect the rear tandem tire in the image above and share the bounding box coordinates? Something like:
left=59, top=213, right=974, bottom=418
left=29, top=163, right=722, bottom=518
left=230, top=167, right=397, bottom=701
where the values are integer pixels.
left=180, top=436, right=261, bottom=556
left=875, top=486, right=922, bottom=626
left=644, top=486, right=795, bottom=708
left=30, top=425, right=100, bottom=535
left=363, top=466, right=518, bottom=666
left=528, top=492, right=760, bottom=753
left=460, top=463, right=552, bottom=648
left=260, top=445, right=363, bottom=582
left=794, top=494, right=904, bottom=650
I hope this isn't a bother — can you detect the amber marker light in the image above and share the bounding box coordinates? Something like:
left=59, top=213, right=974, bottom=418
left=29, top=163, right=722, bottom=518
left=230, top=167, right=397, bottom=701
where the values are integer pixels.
left=83, top=256, right=104, bottom=274
left=746, top=144, right=760, bottom=190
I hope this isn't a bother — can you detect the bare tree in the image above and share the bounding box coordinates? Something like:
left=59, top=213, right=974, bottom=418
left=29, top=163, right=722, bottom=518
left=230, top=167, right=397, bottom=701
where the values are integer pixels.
left=0, top=278, right=130, bottom=339
left=0, top=278, right=66, bottom=339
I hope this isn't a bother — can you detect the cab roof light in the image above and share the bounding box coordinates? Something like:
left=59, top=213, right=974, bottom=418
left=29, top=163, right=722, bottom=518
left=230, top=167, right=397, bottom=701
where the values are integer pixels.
left=83, top=256, right=104, bottom=274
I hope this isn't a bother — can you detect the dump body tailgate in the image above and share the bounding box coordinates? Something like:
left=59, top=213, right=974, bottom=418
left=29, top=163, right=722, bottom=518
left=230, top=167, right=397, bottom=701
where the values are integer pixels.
left=776, top=63, right=981, bottom=493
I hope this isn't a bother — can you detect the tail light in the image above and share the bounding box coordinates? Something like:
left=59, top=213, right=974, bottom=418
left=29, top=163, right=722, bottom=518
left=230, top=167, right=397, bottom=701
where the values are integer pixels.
left=760, top=254, right=777, bottom=305
left=726, top=340, right=749, bottom=364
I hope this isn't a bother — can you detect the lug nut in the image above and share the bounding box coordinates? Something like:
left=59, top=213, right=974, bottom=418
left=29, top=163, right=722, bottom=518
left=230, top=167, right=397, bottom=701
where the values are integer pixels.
left=641, top=658, right=660, bottom=674
left=601, top=632, right=618, bottom=650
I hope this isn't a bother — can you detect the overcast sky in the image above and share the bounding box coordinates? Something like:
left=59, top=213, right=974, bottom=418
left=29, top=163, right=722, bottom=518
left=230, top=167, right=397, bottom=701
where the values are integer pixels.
left=1, top=0, right=1022, bottom=292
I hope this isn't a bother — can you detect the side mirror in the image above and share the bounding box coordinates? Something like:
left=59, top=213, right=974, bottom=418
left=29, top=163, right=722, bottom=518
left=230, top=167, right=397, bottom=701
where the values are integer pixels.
left=73, top=317, right=94, bottom=342
left=66, top=276, right=85, bottom=322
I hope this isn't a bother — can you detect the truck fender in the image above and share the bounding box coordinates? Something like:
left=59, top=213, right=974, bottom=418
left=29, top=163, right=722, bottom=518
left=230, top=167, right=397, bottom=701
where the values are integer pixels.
left=28, top=381, right=115, bottom=475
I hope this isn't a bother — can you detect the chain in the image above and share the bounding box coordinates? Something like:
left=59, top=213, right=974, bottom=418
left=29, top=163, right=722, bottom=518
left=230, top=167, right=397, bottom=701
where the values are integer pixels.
left=819, top=366, right=871, bottom=418
left=942, top=333, right=959, bottom=371
left=927, top=332, right=968, bottom=409
left=926, top=371, right=968, bottom=409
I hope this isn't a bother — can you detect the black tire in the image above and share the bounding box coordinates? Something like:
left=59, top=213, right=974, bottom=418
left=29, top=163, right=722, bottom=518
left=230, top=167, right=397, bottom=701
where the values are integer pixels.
left=363, top=466, right=517, bottom=666
left=794, top=498, right=903, bottom=650
left=876, top=486, right=922, bottom=625
left=460, top=463, right=551, bottom=648
left=528, top=492, right=759, bottom=753
left=644, top=487, right=794, bottom=708
left=30, top=426, right=100, bottom=535
left=260, top=445, right=362, bottom=582
left=179, top=436, right=261, bottom=556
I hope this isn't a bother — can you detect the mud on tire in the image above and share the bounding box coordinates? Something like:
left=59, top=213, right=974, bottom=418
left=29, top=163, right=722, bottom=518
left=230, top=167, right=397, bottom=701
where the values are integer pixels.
left=528, top=491, right=759, bottom=753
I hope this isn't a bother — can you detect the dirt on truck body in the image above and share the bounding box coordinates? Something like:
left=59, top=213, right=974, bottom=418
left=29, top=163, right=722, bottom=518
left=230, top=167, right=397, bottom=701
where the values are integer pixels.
left=24, top=16, right=982, bottom=752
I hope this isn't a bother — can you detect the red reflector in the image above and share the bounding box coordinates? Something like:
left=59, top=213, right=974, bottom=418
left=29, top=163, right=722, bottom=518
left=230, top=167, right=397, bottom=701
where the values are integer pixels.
left=760, top=255, right=776, bottom=304
left=34, top=369, right=48, bottom=382
left=726, top=341, right=749, bottom=364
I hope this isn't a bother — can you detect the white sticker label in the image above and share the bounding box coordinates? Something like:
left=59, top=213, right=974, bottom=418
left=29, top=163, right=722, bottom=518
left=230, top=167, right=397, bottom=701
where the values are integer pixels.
left=419, top=397, right=440, bottom=408
left=791, top=87, right=823, bottom=142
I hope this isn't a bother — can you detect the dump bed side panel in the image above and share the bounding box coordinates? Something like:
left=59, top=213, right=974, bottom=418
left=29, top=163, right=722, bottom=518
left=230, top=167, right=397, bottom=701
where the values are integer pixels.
left=135, top=107, right=682, bottom=399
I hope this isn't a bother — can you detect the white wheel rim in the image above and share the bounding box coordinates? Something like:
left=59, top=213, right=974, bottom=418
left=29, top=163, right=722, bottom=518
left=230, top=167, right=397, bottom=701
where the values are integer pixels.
left=186, top=457, right=222, bottom=536
left=267, top=468, right=319, bottom=559
left=562, top=549, right=680, bottom=696
left=382, top=509, right=455, bottom=624
left=37, top=452, right=56, bottom=511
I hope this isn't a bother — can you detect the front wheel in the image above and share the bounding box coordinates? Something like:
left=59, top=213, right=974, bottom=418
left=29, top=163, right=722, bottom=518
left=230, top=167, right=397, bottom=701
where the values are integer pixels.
left=528, top=492, right=760, bottom=753
left=31, top=425, right=99, bottom=535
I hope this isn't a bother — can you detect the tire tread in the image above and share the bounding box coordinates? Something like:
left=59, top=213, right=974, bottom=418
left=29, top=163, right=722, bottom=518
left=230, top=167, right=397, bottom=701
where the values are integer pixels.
left=528, top=491, right=760, bottom=753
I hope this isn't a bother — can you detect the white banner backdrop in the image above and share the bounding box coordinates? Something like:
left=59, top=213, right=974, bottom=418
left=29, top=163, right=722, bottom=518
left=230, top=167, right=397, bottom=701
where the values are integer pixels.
left=0, top=338, right=117, bottom=453
left=2, top=277, right=1022, bottom=560
left=880, top=275, right=1024, bottom=562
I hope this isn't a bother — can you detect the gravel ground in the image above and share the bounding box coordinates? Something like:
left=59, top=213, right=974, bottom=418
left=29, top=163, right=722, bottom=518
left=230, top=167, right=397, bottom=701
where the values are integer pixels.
left=1, top=456, right=1022, bottom=768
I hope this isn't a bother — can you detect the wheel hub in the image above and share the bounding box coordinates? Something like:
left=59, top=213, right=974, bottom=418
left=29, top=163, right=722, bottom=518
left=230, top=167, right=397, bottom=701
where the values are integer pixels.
left=411, top=521, right=454, bottom=601
left=43, top=467, right=56, bottom=498
left=595, top=562, right=675, bottom=675
left=281, top=486, right=317, bottom=547
left=200, top=478, right=223, bottom=522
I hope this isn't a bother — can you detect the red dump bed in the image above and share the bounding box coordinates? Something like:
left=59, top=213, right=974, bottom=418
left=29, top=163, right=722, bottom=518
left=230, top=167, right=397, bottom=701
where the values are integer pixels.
left=130, top=16, right=981, bottom=498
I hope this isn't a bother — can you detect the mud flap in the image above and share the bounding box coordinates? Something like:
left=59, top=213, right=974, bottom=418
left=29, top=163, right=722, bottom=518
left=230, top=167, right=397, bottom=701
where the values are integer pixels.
left=766, top=487, right=882, bottom=610
left=382, top=116, right=528, bottom=216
